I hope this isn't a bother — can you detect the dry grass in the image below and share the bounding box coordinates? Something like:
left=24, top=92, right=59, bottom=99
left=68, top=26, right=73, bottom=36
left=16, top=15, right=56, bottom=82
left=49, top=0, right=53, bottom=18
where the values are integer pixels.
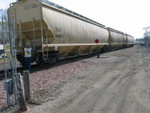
left=0, top=45, right=10, bottom=64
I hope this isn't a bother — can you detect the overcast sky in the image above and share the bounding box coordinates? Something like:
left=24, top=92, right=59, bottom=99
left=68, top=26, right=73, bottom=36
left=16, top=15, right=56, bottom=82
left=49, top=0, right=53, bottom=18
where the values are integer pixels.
left=0, top=0, right=150, bottom=39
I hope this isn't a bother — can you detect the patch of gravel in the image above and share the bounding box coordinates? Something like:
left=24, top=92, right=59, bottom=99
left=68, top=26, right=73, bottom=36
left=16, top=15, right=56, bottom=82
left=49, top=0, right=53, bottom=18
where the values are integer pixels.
left=0, top=59, right=96, bottom=110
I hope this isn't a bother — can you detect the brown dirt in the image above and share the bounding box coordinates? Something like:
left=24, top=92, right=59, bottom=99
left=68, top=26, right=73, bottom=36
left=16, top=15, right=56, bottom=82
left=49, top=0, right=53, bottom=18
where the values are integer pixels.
left=1, top=45, right=150, bottom=113
left=25, top=46, right=150, bottom=113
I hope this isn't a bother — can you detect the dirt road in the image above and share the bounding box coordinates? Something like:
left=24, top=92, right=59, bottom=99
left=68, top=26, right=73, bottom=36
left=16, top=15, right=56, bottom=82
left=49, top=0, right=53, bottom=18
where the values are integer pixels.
left=26, top=46, right=150, bottom=113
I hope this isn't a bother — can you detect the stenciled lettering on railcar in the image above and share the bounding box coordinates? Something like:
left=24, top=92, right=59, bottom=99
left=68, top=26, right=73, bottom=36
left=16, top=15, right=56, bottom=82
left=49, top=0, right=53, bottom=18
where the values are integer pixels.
left=55, top=28, right=62, bottom=38
left=56, top=34, right=61, bottom=38
left=56, top=28, right=61, bottom=32
left=24, top=3, right=39, bottom=10
left=24, top=4, right=31, bottom=10
left=32, top=3, right=39, bottom=8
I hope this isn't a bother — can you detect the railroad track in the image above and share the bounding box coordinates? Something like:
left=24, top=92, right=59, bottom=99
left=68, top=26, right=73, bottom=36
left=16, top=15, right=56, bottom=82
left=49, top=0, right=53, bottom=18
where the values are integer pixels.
left=0, top=53, right=96, bottom=80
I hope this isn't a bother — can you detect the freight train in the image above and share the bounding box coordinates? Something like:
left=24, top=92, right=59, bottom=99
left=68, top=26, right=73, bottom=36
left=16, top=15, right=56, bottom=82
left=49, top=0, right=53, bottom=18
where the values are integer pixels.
left=8, top=0, right=134, bottom=65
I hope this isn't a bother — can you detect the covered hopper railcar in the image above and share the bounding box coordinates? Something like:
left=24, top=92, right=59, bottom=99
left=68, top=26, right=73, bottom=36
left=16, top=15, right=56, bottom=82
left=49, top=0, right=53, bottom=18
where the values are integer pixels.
left=8, top=0, right=134, bottom=65
left=107, top=27, right=134, bottom=49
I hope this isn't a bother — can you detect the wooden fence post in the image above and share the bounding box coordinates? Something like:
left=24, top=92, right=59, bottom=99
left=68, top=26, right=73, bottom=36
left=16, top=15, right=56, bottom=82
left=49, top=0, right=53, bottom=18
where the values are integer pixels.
left=16, top=73, right=27, bottom=111
left=23, top=70, right=30, bottom=101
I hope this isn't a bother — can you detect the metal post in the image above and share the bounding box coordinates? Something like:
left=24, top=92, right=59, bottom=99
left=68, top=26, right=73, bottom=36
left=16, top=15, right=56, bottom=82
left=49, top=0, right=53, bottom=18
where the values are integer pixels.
left=32, top=18, right=36, bottom=48
left=97, top=49, right=100, bottom=58
left=9, top=9, right=27, bottom=110
left=9, top=9, right=18, bottom=104
left=46, top=29, right=49, bottom=60
left=11, top=20, right=17, bottom=98
left=41, top=20, right=44, bottom=60
left=19, top=20, right=23, bottom=46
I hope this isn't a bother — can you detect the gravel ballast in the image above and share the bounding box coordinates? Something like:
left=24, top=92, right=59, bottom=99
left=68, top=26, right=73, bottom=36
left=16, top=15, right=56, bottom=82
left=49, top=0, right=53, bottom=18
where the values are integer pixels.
left=0, top=59, right=95, bottom=108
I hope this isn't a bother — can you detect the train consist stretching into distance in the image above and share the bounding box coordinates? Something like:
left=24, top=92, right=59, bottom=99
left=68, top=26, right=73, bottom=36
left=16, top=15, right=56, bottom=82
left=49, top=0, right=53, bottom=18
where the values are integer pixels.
left=8, top=0, right=134, bottom=65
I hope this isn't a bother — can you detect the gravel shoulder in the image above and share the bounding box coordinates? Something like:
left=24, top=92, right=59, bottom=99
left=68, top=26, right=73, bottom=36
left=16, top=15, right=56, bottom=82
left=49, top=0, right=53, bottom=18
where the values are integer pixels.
left=23, top=46, right=150, bottom=113
left=1, top=46, right=150, bottom=113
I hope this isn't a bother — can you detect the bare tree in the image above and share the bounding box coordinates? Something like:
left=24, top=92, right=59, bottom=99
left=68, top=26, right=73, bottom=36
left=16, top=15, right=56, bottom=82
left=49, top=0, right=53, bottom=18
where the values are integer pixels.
left=143, top=26, right=150, bottom=47
left=0, top=9, right=9, bottom=44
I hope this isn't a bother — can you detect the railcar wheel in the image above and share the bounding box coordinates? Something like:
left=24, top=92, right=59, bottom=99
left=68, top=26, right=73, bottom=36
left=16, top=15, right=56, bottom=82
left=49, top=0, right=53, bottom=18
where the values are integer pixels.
left=36, top=54, right=43, bottom=66
left=17, top=53, right=25, bottom=66
left=48, top=52, right=59, bottom=63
